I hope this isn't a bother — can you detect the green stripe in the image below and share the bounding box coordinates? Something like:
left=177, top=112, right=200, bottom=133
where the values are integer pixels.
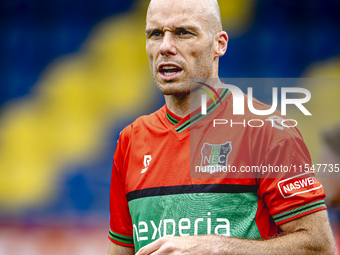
left=175, top=98, right=218, bottom=133
left=175, top=91, right=222, bottom=133
left=167, top=113, right=179, bottom=123
left=175, top=118, right=191, bottom=132
left=109, top=230, right=134, bottom=244
left=274, top=204, right=325, bottom=223
left=175, top=89, right=230, bottom=133
left=273, top=200, right=324, bottom=219
left=109, top=230, right=131, bottom=239
left=166, top=112, right=179, bottom=125
left=273, top=200, right=325, bottom=223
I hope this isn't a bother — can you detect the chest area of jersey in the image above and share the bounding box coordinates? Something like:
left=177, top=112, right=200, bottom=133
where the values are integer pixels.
left=128, top=192, right=261, bottom=252
left=124, top=129, right=253, bottom=193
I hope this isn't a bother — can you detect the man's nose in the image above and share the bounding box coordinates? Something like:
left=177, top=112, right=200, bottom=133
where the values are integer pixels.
left=159, top=32, right=177, bottom=56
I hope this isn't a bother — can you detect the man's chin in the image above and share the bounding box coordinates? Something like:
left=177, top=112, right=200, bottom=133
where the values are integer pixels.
left=156, top=81, right=191, bottom=96
left=158, top=85, right=190, bottom=96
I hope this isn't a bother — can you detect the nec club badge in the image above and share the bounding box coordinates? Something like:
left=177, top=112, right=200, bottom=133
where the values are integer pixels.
left=200, top=142, right=232, bottom=172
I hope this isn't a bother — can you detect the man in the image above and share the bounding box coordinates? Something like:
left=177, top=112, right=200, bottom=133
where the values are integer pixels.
left=108, top=0, right=335, bottom=254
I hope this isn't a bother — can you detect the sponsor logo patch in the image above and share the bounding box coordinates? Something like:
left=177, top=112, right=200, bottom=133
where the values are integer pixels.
left=277, top=172, right=323, bottom=198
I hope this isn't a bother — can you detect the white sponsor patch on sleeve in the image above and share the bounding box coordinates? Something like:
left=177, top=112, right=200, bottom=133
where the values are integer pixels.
left=277, top=172, right=323, bottom=198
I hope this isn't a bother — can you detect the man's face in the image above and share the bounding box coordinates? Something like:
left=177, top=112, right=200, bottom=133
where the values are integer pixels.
left=145, top=0, right=217, bottom=96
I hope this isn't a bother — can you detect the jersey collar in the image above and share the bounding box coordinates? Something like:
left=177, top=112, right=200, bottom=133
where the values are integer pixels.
left=165, top=88, right=230, bottom=133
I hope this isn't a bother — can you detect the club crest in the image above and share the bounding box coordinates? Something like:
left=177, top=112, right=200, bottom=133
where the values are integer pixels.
left=200, top=142, right=232, bottom=173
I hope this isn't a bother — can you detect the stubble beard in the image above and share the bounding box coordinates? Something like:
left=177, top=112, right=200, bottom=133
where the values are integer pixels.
left=153, top=75, right=191, bottom=96
left=150, top=54, right=214, bottom=97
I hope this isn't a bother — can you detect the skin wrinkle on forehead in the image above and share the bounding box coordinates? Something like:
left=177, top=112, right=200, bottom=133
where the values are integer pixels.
left=146, top=0, right=222, bottom=36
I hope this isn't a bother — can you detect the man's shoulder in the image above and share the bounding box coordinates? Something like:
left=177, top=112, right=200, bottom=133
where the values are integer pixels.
left=226, top=94, right=306, bottom=149
left=120, top=105, right=166, bottom=137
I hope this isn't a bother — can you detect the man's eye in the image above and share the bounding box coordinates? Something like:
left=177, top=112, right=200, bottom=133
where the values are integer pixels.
left=177, top=30, right=191, bottom=36
left=151, top=31, right=162, bottom=37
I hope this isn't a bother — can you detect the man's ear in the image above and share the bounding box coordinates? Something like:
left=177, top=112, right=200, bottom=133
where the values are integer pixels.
left=215, top=31, right=228, bottom=57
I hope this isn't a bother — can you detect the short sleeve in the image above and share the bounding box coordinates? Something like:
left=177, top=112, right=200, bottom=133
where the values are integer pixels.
left=258, top=137, right=327, bottom=226
left=108, top=128, right=134, bottom=247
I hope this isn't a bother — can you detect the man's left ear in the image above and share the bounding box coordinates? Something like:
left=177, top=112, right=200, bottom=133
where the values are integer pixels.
left=215, top=31, right=228, bottom=57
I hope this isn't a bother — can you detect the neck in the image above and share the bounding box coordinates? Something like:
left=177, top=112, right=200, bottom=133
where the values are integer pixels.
left=164, top=94, right=191, bottom=118
left=165, top=77, right=221, bottom=118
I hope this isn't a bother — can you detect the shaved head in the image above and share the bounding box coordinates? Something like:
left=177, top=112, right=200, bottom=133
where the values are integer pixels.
left=145, top=0, right=228, bottom=100
left=147, top=0, right=222, bottom=37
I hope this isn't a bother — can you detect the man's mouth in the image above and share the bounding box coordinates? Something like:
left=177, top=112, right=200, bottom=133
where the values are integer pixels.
left=158, top=64, right=183, bottom=79
left=160, top=65, right=183, bottom=76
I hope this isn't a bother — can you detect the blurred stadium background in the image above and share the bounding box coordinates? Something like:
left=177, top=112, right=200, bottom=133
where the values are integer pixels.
left=0, top=0, right=339, bottom=254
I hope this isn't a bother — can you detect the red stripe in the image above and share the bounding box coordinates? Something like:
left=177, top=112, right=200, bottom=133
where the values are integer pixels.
left=274, top=206, right=327, bottom=225
left=108, top=235, right=134, bottom=248
left=165, top=105, right=182, bottom=122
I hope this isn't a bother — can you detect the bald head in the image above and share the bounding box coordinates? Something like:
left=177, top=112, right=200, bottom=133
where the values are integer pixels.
left=147, top=0, right=222, bottom=37
left=145, top=0, right=228, bottom=97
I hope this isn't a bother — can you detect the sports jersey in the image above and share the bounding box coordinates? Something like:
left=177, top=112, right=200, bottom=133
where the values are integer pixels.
left=108, top=88, right=326, bottom=252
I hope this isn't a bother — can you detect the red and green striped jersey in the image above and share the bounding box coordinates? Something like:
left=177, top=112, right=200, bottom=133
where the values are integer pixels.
left=109, top=88, right=326, bottom=252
